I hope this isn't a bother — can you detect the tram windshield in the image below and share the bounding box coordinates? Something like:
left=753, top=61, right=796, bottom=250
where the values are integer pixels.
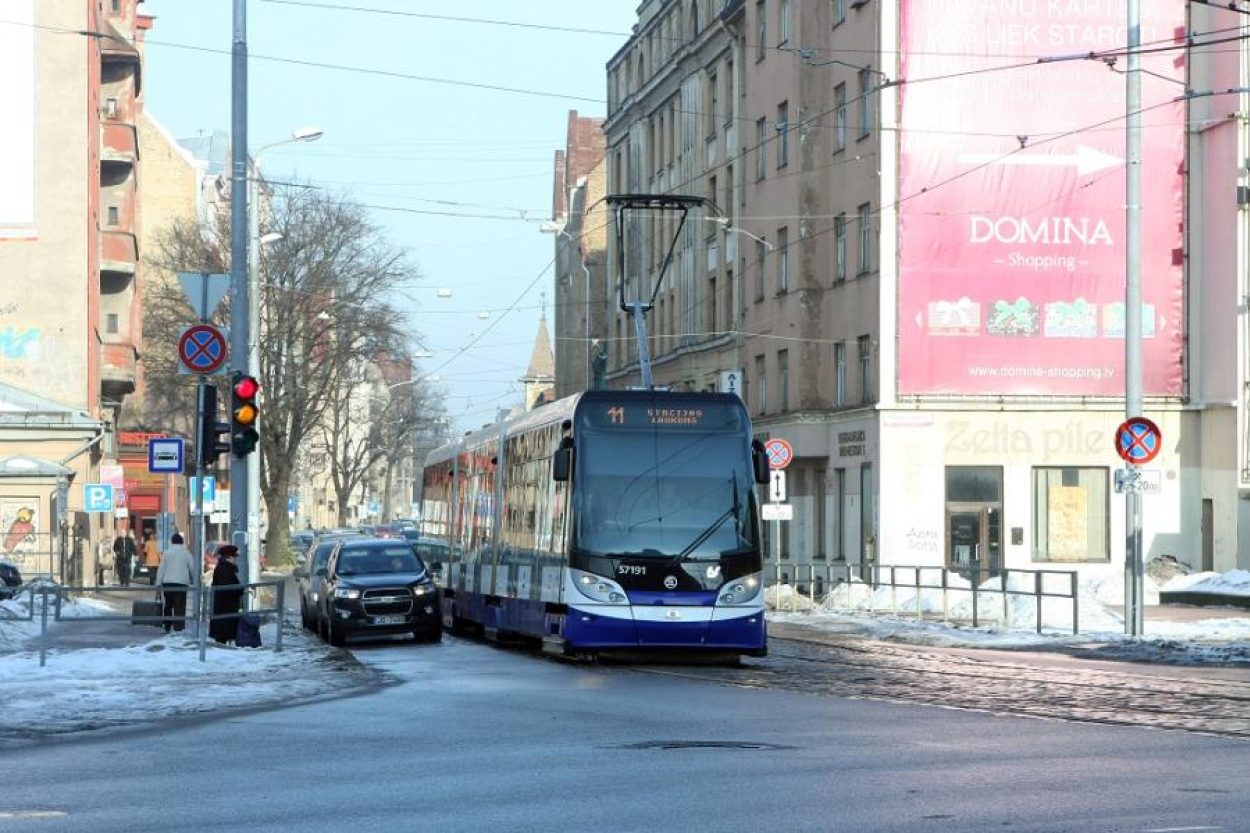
left=574, top=400, right=758, bottom=561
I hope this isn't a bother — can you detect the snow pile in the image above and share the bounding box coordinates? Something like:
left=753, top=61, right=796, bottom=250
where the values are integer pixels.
left=1163, top=569, right=1250, bottom=598
left=803, top=571, right=1125, bottom=634
left=0, top=626, right=375, bottom=739
left=0, top=591, right=114, bottom=649
left=764, top=583, right=816, bottom=611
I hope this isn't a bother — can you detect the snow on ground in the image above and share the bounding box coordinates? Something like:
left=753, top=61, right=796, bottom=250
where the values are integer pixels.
left=0, top=591, right=378, bottom=742
left=1164, top=569, right=1250, bottom=597
left=766, top=568, right=1250, bottom=660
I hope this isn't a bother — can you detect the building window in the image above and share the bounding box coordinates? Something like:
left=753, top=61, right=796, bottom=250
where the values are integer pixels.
left=835, top=342, right=846, bottom=406
left=778, top=0, right=790, bottom=45
left=833, top=468, right=846, bottom=560
left=834, top=213, right=847, bottom=281
left=860, top=463, right=874, bottom=563
left=111, top=0, right=120, bottom=12
left=107, top=206, right=119, bottom=225
left=707, top=71, right=718, bottom=136
left=833, top=0, right=847, bottom=25
left=756, top=0, right=767, bottom=61
left=756, top=117, right=767, bottom=180
left=755, top=354, right=767, bottom=414
left=1033, top=468, right=1110, bottom=563
left=105, top=313, right=119, bottom=334
left=834, top=83, right=847, bottom=151
left=708, top=276, right=718, bottom=333
left=776, top=101, right=789, bottom=168
left=755, top=240, right=768, bottom=301
left=776, top=226, right=789, bottom=293
left=858, top=335, right=872, bottom=403
left=857, top=203, right=872, bottom=275
left=778, top=349, right=789, bottom=412
left=858, top=66, right=875, bottom=138
left=708, top=174, right=718, bottom=212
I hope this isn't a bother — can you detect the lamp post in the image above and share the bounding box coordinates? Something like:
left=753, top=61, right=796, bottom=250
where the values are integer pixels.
left=246, top=126, right=322, bottom=593
left=540, top=221, right=592, bottom=392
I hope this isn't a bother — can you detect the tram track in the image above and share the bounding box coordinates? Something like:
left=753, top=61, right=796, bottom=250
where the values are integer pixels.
left=627, top=634, right=1250, bottom=739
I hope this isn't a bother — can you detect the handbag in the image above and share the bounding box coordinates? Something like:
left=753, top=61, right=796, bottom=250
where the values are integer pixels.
left=130, top=598, right=163, bottom=627
left=234, top=613, right=262, bottom=648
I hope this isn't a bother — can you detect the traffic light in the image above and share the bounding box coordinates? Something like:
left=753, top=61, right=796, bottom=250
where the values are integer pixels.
left=199, top=383, right=231, bottom=466
left=230, top=372, right=260, bottom=456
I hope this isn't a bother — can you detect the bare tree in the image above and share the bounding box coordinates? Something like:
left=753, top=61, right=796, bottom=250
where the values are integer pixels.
left=144, top=186, right=423, bottom=565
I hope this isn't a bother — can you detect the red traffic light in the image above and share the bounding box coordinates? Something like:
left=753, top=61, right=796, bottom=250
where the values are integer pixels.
left=233, top=375, right=260, bottom=399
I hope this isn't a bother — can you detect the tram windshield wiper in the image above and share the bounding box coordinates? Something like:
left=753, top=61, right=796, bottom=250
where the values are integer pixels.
left=664, top=475, right=740, bottom=567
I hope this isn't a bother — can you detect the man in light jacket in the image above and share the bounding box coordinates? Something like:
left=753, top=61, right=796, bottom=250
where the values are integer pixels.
left=155, top=532, right=195, bottom=633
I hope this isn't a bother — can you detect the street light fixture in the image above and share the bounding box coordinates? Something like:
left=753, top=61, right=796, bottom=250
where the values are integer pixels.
left=245, top=125, right=324, bottom=594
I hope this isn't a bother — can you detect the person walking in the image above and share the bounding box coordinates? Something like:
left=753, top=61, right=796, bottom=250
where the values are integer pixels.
left=154, top=532, right=195, bottom=633
left=209, top=545, right=243, bottom=644
left=112, top=530, right=137, bottom=587
left=141, top=535, right=161, bottom=585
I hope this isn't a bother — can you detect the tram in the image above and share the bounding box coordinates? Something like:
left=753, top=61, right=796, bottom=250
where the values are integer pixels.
left=419, top=388, right=770, bottom=658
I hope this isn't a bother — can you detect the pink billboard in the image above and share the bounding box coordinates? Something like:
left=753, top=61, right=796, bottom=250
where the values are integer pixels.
left=897, top=0, right=1185, bottom=396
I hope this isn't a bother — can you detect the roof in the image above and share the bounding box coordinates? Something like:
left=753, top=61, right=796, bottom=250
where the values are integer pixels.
left=0, top=456, right=73, bottom=478
left=523, top=315, right=555, bottom=381
left=0, top=382, right=102, bottom=429
left=177, top=130, right=231, bottom=176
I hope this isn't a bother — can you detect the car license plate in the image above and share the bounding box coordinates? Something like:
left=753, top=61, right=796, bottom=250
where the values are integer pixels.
left=372, top=615, right=406, bottom=625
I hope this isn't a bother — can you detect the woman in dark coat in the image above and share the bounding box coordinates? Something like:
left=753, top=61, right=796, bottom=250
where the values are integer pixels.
left=209, top=545, right=243, bottom=644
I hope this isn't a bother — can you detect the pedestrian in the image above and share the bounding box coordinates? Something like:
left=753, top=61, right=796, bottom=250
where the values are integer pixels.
left=112, top=530, right=137, bottom=587
left=142, top=534, right=161, bottom=585
left=209, top=544, right=242, bottom=644
left=154, top=532, right=195, bottom=633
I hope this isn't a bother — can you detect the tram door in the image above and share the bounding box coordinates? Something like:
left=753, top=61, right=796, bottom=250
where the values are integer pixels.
left=944, top=467, right=1003, bottom=584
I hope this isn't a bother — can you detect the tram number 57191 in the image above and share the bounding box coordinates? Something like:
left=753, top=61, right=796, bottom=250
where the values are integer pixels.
left=617, top=564, right=647, bottom=577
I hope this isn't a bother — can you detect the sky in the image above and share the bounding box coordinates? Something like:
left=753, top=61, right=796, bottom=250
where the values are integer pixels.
left=140, top=1, right=639, bottom=436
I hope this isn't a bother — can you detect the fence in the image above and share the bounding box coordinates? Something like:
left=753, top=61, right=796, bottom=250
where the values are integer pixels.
left=6, top=580, right=287, bottom=666
left=764, top=561, right=1080, bottom=635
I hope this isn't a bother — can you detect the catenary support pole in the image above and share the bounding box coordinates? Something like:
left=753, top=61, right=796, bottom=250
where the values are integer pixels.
left=229, top=0, right=252, bottom=593
left=1124, top=0, right=1144, bottom=637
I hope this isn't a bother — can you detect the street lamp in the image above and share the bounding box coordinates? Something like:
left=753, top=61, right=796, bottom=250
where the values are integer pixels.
left=540, top=220, right=593, bottom=391
left=246, top=126, right=323, bottom=592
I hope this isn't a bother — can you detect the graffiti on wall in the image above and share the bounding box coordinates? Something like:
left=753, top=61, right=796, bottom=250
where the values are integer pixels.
left=1, top=499, right=39, bottom=557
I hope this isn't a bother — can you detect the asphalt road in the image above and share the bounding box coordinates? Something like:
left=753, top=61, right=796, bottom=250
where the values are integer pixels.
left=3, top=632, right=1249, bottom=833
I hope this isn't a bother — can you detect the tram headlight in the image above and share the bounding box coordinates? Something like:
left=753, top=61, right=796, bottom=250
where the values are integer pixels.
left=718, top=573, right=762, bottom=606
left=570, top=569, right=629, bottom=605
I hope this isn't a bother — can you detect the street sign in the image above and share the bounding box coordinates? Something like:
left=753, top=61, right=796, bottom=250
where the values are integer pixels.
left=1115, top=468, right=1162, bottom=495
left=769, top=470, right=787, bottom=502
left=99, top=464, right=124, bottom=488
left=761, top=503, right=793, bottom=521
left=764, top=438, right=794, bottom=470
left=189, top=476, right=216, bottom=505
left=114, top=488, right=127, bottom=508
left=84, top=484, right=113, bottom=513
left=178, top=324, right=228, bottom=375
left=718, top=369, right=744, bottom=399
left=148, top=438, right=184, bottom=474
left=1115, top=417, right=1162, bottom=465
left=114, top=507, right=128, bottom=519
left=177, top=271, right=230, bottom=320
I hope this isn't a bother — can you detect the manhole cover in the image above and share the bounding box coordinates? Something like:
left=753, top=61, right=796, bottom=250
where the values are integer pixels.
left=616, top=740, right=794, bottom=751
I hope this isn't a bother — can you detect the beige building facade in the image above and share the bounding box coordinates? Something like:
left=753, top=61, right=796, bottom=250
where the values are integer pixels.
left=602, top=0, right=1247, bottom=588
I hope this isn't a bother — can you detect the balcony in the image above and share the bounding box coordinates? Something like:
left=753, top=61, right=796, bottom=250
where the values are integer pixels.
left=100, top=230, right=138, bottom=277
left=100, top=341, right=137, bottom=398
left=101, top=122, right=137, bottom=164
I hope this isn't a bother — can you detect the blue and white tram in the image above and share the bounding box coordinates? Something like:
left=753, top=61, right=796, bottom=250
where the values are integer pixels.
left=419, top=389, right=771, bottom=658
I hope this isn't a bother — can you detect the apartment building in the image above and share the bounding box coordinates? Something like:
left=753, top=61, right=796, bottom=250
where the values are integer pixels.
left=605, top=0, right=1248, bottom=581
left=603, top=0, right=740, bottom=393
left=0, top=1, right=150, bottom=581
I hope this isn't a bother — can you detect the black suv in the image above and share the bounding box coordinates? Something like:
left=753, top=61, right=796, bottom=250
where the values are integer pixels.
left=318, top=538, right=440, bottom=646
left=0, top=560, right=21, bottom=600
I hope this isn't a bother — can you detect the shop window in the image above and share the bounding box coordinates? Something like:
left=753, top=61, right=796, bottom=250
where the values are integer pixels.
left=1032, top=467, right=1109, bottom=562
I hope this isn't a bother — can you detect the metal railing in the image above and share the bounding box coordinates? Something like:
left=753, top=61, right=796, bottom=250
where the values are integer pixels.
left=765, top=561, right=1080, bottom=635
left=13, top=580, right=287, bottom=666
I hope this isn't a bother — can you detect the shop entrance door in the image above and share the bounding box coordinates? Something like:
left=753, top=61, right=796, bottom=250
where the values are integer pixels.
left=944, top=467, right=1003, bottom=583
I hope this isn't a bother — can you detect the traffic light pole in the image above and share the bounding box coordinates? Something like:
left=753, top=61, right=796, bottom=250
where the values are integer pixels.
left=229, top=0, right=253, bottom=591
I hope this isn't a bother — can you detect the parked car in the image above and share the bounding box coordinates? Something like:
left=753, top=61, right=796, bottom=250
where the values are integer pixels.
left=374, top=524, right=403, bottom=539
left=412, top=537, right=449, bottom=572
left=316, top=538, right=441, bottom=646
left=288, top=531, right=315, bottom=555
left=293, top=532, right=363, bottom=631
left=0, top=560, right=21, bottom=600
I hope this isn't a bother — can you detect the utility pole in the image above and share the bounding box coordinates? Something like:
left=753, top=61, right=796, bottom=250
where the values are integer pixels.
left=1124, top=0, right=1144, bottom=637
left=229, top=0, right=252, bottom=588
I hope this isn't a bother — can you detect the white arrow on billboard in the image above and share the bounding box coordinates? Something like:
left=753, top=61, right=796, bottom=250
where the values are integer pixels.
left=957, top=145, right=1123, bottom=177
